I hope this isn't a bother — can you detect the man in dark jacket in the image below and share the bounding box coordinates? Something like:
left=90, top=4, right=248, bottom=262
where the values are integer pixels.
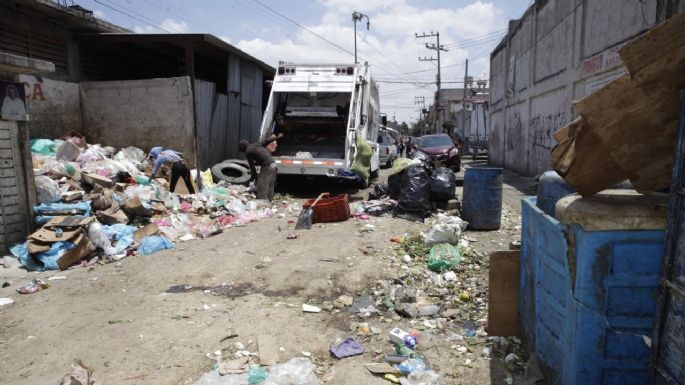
left=239, top=133, right=283, bottom=200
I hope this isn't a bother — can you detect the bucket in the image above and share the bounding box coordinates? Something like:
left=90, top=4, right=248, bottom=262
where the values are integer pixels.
left=462, top=167, right=503, bottom=230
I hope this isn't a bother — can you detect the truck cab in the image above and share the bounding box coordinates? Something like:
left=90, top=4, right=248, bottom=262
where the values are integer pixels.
left=259, top=62, right=380, bottom=179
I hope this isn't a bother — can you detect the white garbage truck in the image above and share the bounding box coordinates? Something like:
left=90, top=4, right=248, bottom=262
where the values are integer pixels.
left=258, top=62, right=383, bottom=183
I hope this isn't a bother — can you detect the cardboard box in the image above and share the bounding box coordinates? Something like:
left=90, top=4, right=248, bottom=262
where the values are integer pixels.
left=97, top=204, right=129, bottom=225
left=57, top=233, right=96, bottom=270
left=123, top=197, right=150, bottom=218
left=134, top=223, right=159, bottom=243
left=83, top=172, right=114, bottom=188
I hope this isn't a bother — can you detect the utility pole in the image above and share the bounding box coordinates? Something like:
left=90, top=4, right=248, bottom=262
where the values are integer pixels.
left=414, top=96, right=426, bottom=135
left=416, top=32, right=447, bottom=133
left=461, top=59, right=469, bottom=156
left=352, top=12, right=370, bottom=64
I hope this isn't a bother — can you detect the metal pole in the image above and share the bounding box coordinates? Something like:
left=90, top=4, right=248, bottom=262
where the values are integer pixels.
left=462, top=59, right=468, bottom=158
left=436, top=32, right=441, bottom=93
left=354, top=19, right=358, bottom=64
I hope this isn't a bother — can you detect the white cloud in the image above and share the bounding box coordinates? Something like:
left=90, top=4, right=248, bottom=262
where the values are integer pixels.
left=220, top=35, right=231, bottom=44
left=93, top=10, right=107, bottom=21
left=237, top=1, right=505, bottom=123
left=160, top=18, right=189, bottom=33
left=133, top=18, right=189, bottom=34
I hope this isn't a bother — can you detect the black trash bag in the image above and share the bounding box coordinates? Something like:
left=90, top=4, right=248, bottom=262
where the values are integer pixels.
left=114, top=171, right=132, bottom=183
left=429, top=167, right=456, bottom=201
left=369, top=183, right=389, bottom=200
left=388, top=172, right=403, bottom=200
left=396, top=165, right=431, bottom=219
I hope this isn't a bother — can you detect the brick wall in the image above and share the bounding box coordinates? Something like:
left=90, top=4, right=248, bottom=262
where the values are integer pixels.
left=0, top=120, right=30, bottom=252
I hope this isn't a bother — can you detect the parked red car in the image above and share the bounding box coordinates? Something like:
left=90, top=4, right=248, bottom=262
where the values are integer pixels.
left=415, top=134, right=461, bottom=171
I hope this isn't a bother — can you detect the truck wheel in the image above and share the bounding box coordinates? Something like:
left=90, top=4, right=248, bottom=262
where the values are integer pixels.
left=212, top=161, right=251, bottom=184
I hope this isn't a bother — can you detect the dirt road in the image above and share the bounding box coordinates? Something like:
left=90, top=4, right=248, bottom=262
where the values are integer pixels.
left=0, top=164, right=534, bottom=385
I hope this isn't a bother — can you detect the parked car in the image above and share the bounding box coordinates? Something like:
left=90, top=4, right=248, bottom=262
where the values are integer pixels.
left=378, top=130, right=398, bottom=168
left=415, top=134, right=461, bottom=171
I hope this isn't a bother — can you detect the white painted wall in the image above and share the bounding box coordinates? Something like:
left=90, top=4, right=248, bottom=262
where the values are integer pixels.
left=18, top=74, right=81, bottom=139
left=489, top=0, right=683, bottom=176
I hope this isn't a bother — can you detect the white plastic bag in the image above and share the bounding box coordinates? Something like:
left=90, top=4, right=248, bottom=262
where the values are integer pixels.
left=113, top=146, right=146, bottom=163
left=35, top=175, right=62, bottom=203
left=262, top=358, right=322, bottom=385
left=424, top=213, right=468, bottom=245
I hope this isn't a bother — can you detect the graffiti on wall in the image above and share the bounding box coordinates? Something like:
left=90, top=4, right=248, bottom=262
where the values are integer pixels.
left=506, top=110, right=522, bottom=151
left=531, top=111, right=566, bottom=150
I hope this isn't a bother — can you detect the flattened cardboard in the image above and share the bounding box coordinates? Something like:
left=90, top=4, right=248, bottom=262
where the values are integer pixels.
left=97, top=205, right=129, bottom=225
left=123, top=197, right=149, bottom=218
left=134, top=223, right=159, bottom=243
left=83, top=172, right=114, bottom=188
left=57, top=233, right=95, bottom=270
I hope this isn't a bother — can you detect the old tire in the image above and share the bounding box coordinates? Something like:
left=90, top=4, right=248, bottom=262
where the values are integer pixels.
left=212, top=161, right=251, bottom=184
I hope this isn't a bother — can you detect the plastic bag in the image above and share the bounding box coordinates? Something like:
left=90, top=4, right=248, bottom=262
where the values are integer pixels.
left=34, top=201, right=92, bottom=225
left=369, top=184, right=389, bottom=200
left=88, top=222, right=117, bottom=256
left=424, top=214, right=468, bottom=245
left=30, top=139, right=57, bottom=156
left=428, top=243, right=461, bottom=272
left=102, top=223, right=136, bottom=253
left=429, top=167, right=456, bottom=200
left=77, top=145, right=107, bottom=164
left=35, top=175, right=62, bottom=203
left=113, top=146, right=146, bottom=163
left=397, top=165, right=431, bottom=218
left=262, top=358, right=322, bottom=385
left=391, top=158, right=422, bottom=174
left=351, top=134, right=372, bottom=180
left=201, top=169, right=214, bottom=188
left=248, top=365, right=268, bottom=385
left=399, top=370, right=440, bottom=385
left=138, top=236, right=174, bottom=256
left=34, top=241, right=76, bottom=270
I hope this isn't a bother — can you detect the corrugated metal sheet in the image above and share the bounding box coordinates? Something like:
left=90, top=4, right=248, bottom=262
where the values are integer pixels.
left=209, top=93, right=228, bottom=166
left=0, top=23, right=69, bottom=74
left=226, top=93, right=241, bottom=159
left=194, top=79, right=216, bottom=169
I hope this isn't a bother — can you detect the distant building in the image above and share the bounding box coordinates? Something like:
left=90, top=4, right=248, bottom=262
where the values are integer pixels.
left=429, top=83, right=489, bottom=141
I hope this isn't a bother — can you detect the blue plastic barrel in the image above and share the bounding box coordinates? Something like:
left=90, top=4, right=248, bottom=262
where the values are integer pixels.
left=537, top=171, right=576, bottom=217
left=462, top=167, right=503, bottom=230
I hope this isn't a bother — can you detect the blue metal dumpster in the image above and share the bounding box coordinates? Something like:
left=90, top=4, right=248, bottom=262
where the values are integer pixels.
left=521, top=191, right=668, bottom=385
left=650, top=89, right=685, bottom=385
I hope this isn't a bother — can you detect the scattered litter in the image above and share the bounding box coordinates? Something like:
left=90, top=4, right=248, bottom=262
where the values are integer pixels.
left=0, top=298, right=15, bottom=307
left=59, top=359, right=94, bottom=385
left=48, top=276, right=67, bottom=281
left=302, top=304, right=321, bottom=313
left=330, top=337, right=364, bottom=358
left=16, top=279, right=48, bottom=294
left=286, top=233, right=299, bottom=240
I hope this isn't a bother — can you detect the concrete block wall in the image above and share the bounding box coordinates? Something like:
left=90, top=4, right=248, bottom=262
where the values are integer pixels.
left=489, top=0, right=685, bottom=176
left=80, top=76, right=196, bottom=165
left=19, top=74, right=81, bottom=139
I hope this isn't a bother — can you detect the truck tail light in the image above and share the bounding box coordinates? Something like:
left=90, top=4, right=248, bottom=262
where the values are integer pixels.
left=385, top=148, right=389, bottom=155
left=278, top=67, right=295, bottom=75
left=336, top=67, right=355, bottom=75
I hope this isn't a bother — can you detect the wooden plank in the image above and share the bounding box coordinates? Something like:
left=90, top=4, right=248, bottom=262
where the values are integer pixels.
left=487, top=250, right=520, bottom=337
left=619, top=10, right=685, bottom=76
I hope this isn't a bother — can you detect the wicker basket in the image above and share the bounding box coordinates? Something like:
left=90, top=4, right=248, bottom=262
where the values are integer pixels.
left=303, top=193, right=350, bottom=223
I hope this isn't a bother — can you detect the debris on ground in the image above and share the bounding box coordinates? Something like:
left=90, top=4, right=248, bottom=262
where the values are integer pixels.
left=7, top=138, right=283, bottom=273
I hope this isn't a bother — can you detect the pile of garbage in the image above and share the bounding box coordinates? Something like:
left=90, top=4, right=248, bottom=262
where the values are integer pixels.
left=9, top=134, right=276, bottom=275
left=357, top=156, right=458, bottom=221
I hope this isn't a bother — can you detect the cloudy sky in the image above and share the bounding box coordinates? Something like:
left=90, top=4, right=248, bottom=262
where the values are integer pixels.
left=77, top=0, right=531, bottom=123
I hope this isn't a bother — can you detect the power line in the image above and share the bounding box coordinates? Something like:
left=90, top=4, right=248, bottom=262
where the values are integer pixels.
left=93, top=0, right=172, bottom=32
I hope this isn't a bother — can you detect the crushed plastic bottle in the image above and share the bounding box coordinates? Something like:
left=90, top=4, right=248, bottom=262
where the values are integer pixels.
left=397, top=358, right=427, bottom=374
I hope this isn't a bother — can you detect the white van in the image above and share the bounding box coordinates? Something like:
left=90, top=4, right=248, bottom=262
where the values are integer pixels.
left=258, top=62, right=382, bottom=179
